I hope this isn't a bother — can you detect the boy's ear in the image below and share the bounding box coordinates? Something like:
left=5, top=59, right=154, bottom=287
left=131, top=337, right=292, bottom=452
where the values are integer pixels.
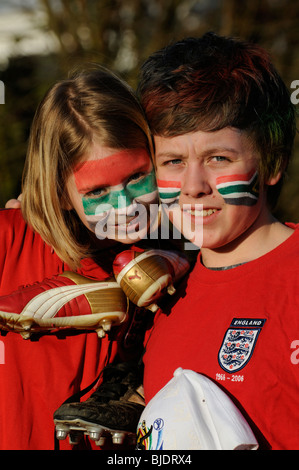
left=265, top=169, right=284, bottom=186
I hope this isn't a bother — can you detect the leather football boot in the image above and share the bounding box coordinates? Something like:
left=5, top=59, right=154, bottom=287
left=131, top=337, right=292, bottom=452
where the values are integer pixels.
left=52, top=249, right=190, bottom=447
left=54, top=361, right=145, bottom=447
left=0, top=272, right=128, bottom=339
left=113, top=248, right=190, bottom=312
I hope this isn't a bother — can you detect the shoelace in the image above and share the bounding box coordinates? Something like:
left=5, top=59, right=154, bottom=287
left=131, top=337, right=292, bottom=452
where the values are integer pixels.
left=87, top=362, right=143, bottom=403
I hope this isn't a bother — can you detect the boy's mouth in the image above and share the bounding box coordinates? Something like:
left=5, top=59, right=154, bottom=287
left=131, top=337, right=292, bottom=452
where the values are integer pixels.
left=185, top=207, right=218, bottom=217
left=182, top=206, right=219, bottom=217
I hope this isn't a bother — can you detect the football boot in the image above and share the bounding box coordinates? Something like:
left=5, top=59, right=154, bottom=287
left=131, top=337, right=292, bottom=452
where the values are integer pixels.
left=0, top=271, right=128, bottom=339
left=53, top=249, right=190, bottom=446
left=113, top=248, right=190, bottom=312
left=54, top=361, right=144, bottom=447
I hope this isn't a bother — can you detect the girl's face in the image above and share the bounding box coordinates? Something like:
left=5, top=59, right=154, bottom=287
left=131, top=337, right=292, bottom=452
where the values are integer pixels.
left=66, top=143, right=158, bottom=245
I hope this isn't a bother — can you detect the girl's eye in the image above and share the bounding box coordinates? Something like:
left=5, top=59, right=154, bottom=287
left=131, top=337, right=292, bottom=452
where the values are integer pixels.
left=127, top=172, right=145, bottom=184
left=84, top=187, right=106, bottom=198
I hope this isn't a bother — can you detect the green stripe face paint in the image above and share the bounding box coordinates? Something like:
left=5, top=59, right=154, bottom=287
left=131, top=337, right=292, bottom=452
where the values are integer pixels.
left=157, top=179, right=181, bottom=204
left=216, top=170, right=259, bottom=206
left=72, top=148, right=159, bottom=242
left=82, top=170, right=157, bottom=216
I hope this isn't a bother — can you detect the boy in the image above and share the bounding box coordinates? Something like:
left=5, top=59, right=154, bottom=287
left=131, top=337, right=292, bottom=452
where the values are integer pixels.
left=138, top=32, right=299, bottom=450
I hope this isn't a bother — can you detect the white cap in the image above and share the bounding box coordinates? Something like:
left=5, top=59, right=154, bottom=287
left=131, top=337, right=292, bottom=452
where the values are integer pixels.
left=136, top=368, right=258, bottom=450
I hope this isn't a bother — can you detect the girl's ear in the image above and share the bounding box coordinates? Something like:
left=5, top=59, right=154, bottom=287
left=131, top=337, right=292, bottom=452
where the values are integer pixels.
left=60, top=174, right=74, bottom=210
left=60, top=192, right=73, bottom=210
left=61, top=200, right=73, bottom=210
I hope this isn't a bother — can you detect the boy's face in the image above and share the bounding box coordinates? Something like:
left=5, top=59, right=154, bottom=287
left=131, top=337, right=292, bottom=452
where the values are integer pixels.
left=66, top=143, right=158, bottom=244
left=155, top=127, right=273, bottom=253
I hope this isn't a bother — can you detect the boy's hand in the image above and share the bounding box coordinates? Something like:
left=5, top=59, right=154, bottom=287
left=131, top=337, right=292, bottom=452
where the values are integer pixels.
left=5, top=194, right=22, bottom=209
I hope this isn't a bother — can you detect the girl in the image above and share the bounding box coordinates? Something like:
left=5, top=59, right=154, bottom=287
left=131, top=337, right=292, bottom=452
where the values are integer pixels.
left=0, top=66, right=172, bottom=450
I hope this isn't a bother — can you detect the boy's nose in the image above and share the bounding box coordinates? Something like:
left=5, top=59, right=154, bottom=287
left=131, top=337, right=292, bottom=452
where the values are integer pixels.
left=182, top=163, right=212, bottom=199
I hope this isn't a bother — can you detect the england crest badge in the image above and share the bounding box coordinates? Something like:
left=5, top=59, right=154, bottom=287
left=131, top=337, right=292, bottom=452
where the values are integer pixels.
left=218, top=318, right=266, bottom=373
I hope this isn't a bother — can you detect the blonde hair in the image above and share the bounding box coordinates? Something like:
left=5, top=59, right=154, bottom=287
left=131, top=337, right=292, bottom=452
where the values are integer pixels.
left=22, top=66, right=154, bottom=269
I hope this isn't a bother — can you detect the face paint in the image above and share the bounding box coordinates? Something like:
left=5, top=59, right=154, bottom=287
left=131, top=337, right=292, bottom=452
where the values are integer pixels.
left=216, top=170, right=259, bottom=206
left=156, top=179, right=202, bottom=248
left=74, top=149, right=151, bottom=192
left=157, top=179, right=181, bottom=205
left=82, top=170, right=157, bottom=216
left=72, top=149, right=158, bottom=241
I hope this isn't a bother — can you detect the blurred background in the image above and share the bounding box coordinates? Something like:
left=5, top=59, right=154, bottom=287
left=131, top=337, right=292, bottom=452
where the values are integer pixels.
left=0, top=0, right=298, bottom=222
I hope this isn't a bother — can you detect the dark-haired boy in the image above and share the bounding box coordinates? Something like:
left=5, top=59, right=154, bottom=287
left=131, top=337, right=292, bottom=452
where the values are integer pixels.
left=138, top=32, right=299, bottom=450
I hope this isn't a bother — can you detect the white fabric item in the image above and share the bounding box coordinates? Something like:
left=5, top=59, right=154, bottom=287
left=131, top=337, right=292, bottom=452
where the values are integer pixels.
left=137, top=368, right=259, bottom=450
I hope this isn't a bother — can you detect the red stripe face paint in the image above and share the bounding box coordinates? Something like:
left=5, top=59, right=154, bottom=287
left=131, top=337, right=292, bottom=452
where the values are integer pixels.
left=216, top=170, right=259, bottom=206
left=73, top=149, right=152, bottom=193
left=157, top=179, right=181, bottom=205
left=71, top=148, right=159, bottom=243
left=215, top=169, right=256, bottom=185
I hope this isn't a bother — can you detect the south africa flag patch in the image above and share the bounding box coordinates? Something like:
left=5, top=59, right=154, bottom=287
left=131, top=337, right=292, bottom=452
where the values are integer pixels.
left=218, top=318, right=266, bottom=373
left=216, top=170, right=259, bottom=206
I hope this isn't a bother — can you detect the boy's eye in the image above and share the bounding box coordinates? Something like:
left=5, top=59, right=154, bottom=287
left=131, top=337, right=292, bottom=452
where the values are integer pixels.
left=161, top=158, right=182, bottom=166
left=211, top=156, right=230, bottom=162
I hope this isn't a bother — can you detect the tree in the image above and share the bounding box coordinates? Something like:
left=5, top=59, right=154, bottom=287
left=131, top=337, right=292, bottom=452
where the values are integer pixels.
left=0, top=0, right=298, bottom=221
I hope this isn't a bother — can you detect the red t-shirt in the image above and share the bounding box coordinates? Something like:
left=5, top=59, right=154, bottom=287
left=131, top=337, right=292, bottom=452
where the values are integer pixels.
left=143, top=224, right=299, bottom=450
left=0, top=209, right=120, bottom=450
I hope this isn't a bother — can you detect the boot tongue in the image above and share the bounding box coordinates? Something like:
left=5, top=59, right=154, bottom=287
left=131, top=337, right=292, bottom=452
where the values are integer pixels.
left=88, top=361, right=144, bottom=404
left=89, top=382, right=127, bottom=403
left=122, top=385, right=145, bottom=406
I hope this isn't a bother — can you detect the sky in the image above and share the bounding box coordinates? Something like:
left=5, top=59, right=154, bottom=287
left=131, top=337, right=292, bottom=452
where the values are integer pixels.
left=0, top=0, right=59, bottom=69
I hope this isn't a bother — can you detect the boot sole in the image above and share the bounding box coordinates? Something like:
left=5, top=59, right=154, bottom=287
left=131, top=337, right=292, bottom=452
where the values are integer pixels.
left=54, top=417, right=136, bottom=446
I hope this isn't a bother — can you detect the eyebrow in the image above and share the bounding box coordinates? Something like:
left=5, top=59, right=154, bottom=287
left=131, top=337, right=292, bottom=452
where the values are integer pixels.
left=155, top=147, right=240, bottom=160
left=75, top=161, right=152, bottom=194
left=204, top=147, right=240, bottom=155
left=155, top=151, right=189, bottom=163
